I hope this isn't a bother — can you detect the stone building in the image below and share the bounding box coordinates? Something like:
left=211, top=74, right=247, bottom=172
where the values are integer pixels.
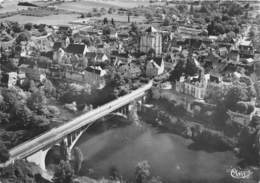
left=140, top=26, right=162, bottom=57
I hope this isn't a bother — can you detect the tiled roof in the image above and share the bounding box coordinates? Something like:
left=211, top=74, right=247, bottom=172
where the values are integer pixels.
left=53, top=42, right=63, bottom=50
left=153, top=57, right=163, bottom=66
left=85, top=66, right=102, bottom=75
left=66, top=44, right=85, bottom=54
left=146, top=26, right=158, bottom=33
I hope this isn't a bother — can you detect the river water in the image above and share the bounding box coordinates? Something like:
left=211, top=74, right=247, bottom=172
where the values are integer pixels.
left=75, top=116, right=240, bottom=183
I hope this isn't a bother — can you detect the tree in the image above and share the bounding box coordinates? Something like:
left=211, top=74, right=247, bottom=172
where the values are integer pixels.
left=108, top=7, right=115, bottom=14
left=29, top=80, right=38, bottom=92
left=145, top=12, right=153, bottom=22
left=169, top=60, right=184, bottom=82
left=111, top=18, right=115, bottom=26
left=24, top=23, right=33, bottom=31
left=38, top=24, right=46, bottom=32
left=249, top=29, right=255, bottom=40
left=225, top=31, right=236, bottom=42
left=12, top=22, right=23, bottom=33
left=206, top=86, right=224, bottom=104
left=85, top=12, right=92, bottom=17
left=0, top=143, right=10, bottom=163
left=226, top=2, right=243, bottom=17
left=109, top=166, right=121, bottom=180
left=15, top=31, right=31, bottom=44
left=102, top=25, right=111, bottom=35
left=163, top=17, right=171, bottom=26
left=27, top=90, right=47, bottom=114
left=0, top=160, right=42, bottom=182
left=103, top=17, right=108, bottom=24
left=135, top=161, right=151, bottom=183
left=199, top=5, right=209, bottom=13
left=52, top=160, right=74, bottom=183
left=224, top=86, right=248, bottom=110
left=42, top=79, right=56, bottom=97
left=176, top=4, right=187, bottom=13
left=2, top=89, right=21, bottom=110
left=11, top=103, right=33, bottom=128
left=31, top=114, right=50, bottom=130
left=129, top=23, right=141, bottom=38
left=185, top=58, right=198, bottom=76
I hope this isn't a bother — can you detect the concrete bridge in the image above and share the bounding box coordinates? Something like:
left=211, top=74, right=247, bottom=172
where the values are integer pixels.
left=1, top=81, right=153, bottom=171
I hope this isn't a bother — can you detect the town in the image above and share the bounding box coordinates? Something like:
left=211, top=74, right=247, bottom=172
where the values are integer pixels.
left=0, top=0, right=260, bottom=183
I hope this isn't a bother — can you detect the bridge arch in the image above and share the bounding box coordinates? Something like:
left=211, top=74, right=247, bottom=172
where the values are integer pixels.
left=26, top=147, right=51, bottom=171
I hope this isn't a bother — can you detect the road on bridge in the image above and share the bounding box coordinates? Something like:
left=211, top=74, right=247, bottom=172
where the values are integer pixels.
left=2, top=81, right=153, bottom=166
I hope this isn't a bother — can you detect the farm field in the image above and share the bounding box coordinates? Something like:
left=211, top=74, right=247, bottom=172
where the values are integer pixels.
left=1, top=13, right=79, bottom=25
left=55, top=0, right=150, bottom=12
left=0, top=0, right=26, bottom=13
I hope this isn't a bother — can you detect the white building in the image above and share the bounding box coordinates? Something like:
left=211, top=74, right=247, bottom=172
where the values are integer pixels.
left=140, top=26, right=162, bottom=57
left=146, top=57, right=164, bottom=77
left=1, top=72, right=17, bottom=88
left=175, top=75, right=208, bottom=100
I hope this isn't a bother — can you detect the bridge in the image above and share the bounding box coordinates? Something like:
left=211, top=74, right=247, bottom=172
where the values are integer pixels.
left=1, top=81, right=153, bottom=172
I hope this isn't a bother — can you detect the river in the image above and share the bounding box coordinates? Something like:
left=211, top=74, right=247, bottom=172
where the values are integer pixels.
left=75, top=116, right=240, bottom=183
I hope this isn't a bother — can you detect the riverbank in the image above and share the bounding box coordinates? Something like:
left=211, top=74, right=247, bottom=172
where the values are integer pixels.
left=74, top=116, right=239, bottom=183
left=148, top=87, right=260, bottom=165
left=141, top=102, right=236, bottom=152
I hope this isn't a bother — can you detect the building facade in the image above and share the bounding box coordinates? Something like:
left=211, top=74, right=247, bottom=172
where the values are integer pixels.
left=140, top=26, right=162, bottom=57
left=175, top=76, right=207, bottom=100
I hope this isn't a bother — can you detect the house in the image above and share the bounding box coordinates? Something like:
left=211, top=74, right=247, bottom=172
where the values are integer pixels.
left=53, top=48, right=65, bottom=64
left=146, top=57, right=164, bottom=77
left=0, top=39, right=14, bottom=51
left=85, top=52, right=108, bottom=65
left=140, top=26, right=162, bottom=57
left=66, top=44, right=88, bottom=57
left=57, top=25, right=72, bottom=36
left=110, top=51, right=132, bottom=65
left=31, top=34, right=53, bottom=52
left=206, top=73, right=232, bottom=95
left=64, top=66, right=106, bottom=88
left=239, top=40, right=254, bottom=58
left=1, top=72, right=17, bottom=88
left=204, top=50, right=222, bottom=68
left=228, top=49, right=240, bottom=62
left=109, top=30, right=118, bottom=40
left=178, top=26, right=204, bottom=37
left=20, top=41, right=38, bottom=57
left=53, top=41, right=65, bottom=51
left=219, top=47, right=228, bottom=58
left=96, top=53, right=108, bottom=63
